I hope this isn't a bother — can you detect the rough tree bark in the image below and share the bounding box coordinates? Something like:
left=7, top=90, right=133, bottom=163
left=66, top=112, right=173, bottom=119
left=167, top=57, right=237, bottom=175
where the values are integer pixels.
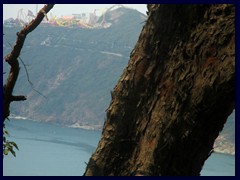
left=84, top=4, right=235, bottom=176
left=3, top=4, right=54, bottom=121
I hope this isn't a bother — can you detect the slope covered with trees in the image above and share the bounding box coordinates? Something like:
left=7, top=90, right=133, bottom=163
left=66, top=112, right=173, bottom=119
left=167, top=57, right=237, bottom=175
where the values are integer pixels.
left=3, top=7, right=147, bottom=128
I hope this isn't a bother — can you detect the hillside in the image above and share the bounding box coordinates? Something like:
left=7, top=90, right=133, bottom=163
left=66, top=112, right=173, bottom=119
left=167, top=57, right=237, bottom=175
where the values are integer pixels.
left=3, top=7, right=146, bottom=128
left=3, top=6, right=234, bottom=155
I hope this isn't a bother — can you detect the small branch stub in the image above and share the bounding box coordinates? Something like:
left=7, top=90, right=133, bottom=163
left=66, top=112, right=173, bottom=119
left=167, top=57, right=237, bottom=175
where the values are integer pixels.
left=10, top=95, right=27, bottom=102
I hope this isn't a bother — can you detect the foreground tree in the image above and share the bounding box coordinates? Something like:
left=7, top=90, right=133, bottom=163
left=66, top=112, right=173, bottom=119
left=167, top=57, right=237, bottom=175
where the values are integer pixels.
left=84, top=4, right=235, bottom=176
left=3, top=4, right=54, bottom=156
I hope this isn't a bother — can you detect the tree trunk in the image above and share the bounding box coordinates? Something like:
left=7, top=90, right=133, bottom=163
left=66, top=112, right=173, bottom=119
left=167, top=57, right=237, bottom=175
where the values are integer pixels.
left=84, top=4, right=235, bottom=176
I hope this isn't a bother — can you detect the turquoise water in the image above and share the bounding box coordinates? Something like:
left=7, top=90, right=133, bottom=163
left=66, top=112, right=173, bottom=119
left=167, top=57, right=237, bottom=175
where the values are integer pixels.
left=3, top=119, right=235, bottom=176
left=3, top=119, right=100, bottom=176
left=201, top=152, right=235, bottom=176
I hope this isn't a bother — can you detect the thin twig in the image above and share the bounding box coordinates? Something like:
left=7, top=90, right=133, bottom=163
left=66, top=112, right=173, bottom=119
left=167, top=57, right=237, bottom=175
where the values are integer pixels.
left=7, top=42, right=47, bottom=99
left=19, top=56, right=48, bottom=99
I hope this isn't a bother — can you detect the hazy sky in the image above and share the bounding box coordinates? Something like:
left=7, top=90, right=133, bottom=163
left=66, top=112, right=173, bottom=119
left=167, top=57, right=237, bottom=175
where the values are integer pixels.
left=3, top=4, right=147, bottom=20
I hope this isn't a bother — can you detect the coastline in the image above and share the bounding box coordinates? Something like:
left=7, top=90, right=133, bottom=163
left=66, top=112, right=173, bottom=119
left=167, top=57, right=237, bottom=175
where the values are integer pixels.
left=8, top=116, right=235, bottom=155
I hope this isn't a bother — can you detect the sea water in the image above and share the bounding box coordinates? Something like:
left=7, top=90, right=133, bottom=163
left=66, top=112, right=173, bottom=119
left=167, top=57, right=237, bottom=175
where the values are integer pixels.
left=3, top=119, right=100, bottom=176
left=3, top=119, right=235, bottom=176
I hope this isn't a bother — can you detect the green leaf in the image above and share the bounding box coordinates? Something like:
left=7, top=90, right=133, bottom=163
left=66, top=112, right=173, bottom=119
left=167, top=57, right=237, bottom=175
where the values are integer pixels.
left=3, top=122, right=19, bottom=157
left=10, top=142, right=19, bottom=150
left=3, top=149, right=9, bottom=156
left=3, top=129, right=10, bottom=136
left=9, top=148, right=16, bottom=157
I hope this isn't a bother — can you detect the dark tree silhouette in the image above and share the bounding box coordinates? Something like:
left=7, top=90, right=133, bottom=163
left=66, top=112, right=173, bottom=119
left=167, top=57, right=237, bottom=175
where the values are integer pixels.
left=84, top=4, right=235, bottom=176
left=3, top=4, right=54, bottom=121
left=3, top=4, right=54, bottom=157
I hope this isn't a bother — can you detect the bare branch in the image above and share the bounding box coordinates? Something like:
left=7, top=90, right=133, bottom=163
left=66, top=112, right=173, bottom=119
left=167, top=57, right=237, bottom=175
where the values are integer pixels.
left=10, top=95, right=27, bottom=102
left=3, top=4, right=54, bottom=121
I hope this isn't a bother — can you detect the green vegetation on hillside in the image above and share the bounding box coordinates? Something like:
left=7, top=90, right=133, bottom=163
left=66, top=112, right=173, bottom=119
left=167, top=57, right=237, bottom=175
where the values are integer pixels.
left=3, top=8, right=146, bottom=128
